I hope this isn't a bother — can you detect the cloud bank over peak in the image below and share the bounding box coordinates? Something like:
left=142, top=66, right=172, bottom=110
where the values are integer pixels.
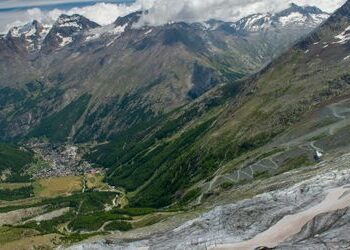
left=136, top=0, right=289, bottom=26
left=136, top=0, right=347, bottom=26
left=1, top=0, right=347, bottom=33
left=24, top=2, right=142, bottom=26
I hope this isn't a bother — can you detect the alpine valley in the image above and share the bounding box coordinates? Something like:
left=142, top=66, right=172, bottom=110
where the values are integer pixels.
left=1, top=1, right=350, bottom=249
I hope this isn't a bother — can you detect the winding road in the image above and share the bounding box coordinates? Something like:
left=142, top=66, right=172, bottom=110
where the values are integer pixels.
left=202, top=100, right=350, bottom=202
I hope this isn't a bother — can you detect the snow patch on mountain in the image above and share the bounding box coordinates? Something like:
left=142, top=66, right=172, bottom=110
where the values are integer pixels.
left=57, top=33, right=73, bottom=47
left=84, top=22, right=127, bottom=43
left=39, top=25, right=51, bottom=38
left=279, top=12, right=307, bottom=26
left=85, top=32, right=101, bottom=41
left=57, top=15, right=83, bottom=29
left=310, top=13, right=330, bottom=23
left=113, top=24, right=128, bottom=34
left=144, top=29, right=153, bottom=35
left=231, top=13, right=272, bottom=32
left=333, top=25, right=350, bottom=44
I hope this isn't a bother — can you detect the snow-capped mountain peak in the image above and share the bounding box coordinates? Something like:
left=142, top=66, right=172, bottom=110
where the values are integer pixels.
left=83, top=12, right=142, bottom=44
left=41, top=14, right=100, bottom=52
left=275, top=3, right=329, bottom=27
left=225, top=3, right=329, bottom=33
left=7, top=20, right=50, bottom=39
left=6, top=21, right=51, bottom=52
left=114, top=11, right=142, bottom=31
left=55, top=14, right=100, bottom=31
left=8, top=22, right=37, bottom=38
left=278, top=3, right=325, bottom=16
left=1, top=4, right=330, bottom=54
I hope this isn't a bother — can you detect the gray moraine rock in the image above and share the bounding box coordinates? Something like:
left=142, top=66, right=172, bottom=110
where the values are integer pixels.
left=65, top=152, right=350, bottom=250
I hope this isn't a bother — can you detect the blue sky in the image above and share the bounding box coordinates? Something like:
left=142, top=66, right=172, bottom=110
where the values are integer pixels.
left=0, top=0, right=132, bottom=11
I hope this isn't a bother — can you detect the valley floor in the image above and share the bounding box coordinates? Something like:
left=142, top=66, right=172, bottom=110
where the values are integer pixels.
left=65, top=98, right=350, bottom=249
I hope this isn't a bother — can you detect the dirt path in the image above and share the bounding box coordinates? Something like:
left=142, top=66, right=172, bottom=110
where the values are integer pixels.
left=269, top=158, right=279, bottom=169
left=99, top=221, right=112, bottom=232
left=328, top=103, right=350, bottom=135
left=213, top=185, right=350, bottom=250
left=200, top=101, right=350, bottom=205
left=208, top=175, right=220, bottom=191
left=310, top=141, right=324, bottom=154
left=24, top=207, right=70, bottom=223
left=330, top=105, right=346, bottom=120
left=112, top=194, right=118, bottom=207
left=82, top=176, right=87, bottom=193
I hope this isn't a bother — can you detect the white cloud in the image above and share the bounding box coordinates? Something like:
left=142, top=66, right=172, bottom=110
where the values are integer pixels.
left=292, top=0, right=346, bottom=12
left=135, top=0, right=347, bottom=26
left=0, top=2, right=141, bottom=33
left=50, top=3, right=142, bottom=25
left=22, top=3, right=141, bottom=26
left=0, top=0, right=347, bottom=33
left=0, top=0, right=111, bottom=9
left=136, top=0, right=287, bottom=26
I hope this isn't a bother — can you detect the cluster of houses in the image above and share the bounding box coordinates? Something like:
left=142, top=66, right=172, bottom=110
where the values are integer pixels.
left=26, top=140, right=101, bottom=179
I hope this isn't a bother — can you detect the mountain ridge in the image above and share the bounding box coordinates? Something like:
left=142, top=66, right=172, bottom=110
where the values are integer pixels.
left=0, top=3, right=329, bottom=143
left=1, top=3, right=329, bottom=53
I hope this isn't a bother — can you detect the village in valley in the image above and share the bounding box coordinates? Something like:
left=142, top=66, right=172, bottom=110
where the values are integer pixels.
left=19, top=140, right=121, bottom=198
left=25, top=140, right=103, bottom=179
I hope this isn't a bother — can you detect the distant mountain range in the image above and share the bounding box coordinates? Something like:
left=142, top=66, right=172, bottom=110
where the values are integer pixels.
left=208, top=3, right=328, bottom=33
left=2, top=3, right=329, bottom=54
left=0, top=3, right=329, bottom=143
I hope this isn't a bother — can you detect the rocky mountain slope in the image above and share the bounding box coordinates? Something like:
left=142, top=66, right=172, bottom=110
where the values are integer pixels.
left=208, top=3, right=329, bottom=57
left=228, top=3, right=328, bottom=33
left=64, top=1, right=350, bottom=248
left=86, top=0, right=350, bottom=209
left=0, top=4, right=328, bottom=143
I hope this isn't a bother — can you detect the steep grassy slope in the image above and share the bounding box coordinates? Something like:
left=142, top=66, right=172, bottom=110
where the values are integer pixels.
left=0, top=144, right=34, bottom=182
left=87, top=1, right=350, bottom=207
left=29, top=94, right=91, bottom=142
